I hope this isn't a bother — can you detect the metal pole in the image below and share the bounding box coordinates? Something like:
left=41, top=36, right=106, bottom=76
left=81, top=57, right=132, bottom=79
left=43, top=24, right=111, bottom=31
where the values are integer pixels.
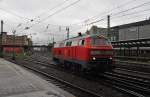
left=137, top=26, right=139, bottom=40
left=66, top=27, right=69, bottom=39
left=52, top=34, right=54, bottom=46
left=12, top=30, right=16, bottom=60
left=0, top=20, right=4, bottom=57
left=1, top=20, right=3, bottom=33
left=107, top=15, right=110, bottom=39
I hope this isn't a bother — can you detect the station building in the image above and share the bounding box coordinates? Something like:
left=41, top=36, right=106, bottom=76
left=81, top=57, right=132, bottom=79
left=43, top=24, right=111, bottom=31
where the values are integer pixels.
left=89, top=19, right=150, bottom=42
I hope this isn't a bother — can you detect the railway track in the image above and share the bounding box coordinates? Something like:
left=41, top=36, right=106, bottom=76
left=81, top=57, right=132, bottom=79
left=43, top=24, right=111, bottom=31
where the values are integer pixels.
left=7, top=58, right=103, bottom=97
left=101, top=72, right=150, bottom=96
left=19, top=61, right=103, bottom=97
left=114, top=68, right=150, bottom=80
left=101, top=66, right=150, bottom=97
left=6, top=56, right=130, bottom=97
left=21, top=54, right=150, bottom=97
left=114, top=60, right=150, bottom=73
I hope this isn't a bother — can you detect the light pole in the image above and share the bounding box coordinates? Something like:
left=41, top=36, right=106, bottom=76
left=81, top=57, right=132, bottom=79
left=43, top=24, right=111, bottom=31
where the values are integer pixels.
left=12, top=30, right=16, bottom=60
left=66, top=27, right=69, bottom=39
left=0, top=20, right=4, bottom=57
left=107, top=15, right=110, bottom=39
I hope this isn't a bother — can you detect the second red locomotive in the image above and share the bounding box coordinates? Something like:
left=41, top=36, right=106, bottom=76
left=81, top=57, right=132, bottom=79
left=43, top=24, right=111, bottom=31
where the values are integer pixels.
left=52, top=34, right=114, bottom=72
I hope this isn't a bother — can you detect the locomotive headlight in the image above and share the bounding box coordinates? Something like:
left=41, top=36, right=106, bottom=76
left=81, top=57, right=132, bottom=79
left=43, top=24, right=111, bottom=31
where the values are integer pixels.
left=109, top=57, right=112, bottom=60
left=92, top=57, right=96, bottom=60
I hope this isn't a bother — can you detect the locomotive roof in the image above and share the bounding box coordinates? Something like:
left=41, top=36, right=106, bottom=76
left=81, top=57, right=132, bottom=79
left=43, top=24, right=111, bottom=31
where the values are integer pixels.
left=65, top=35, right=87, bottom=41
left=55, top=34, right=107, bottom=44
left=65, top=34, right=106, bottom=40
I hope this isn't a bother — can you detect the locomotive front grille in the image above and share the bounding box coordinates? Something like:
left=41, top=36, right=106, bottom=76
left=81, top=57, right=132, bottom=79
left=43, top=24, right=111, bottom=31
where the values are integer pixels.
left=90, top=50, right=113, bottom=55
left=88, top=58, right=113, bottom=71
left=90, top=58, right=112, bottom=64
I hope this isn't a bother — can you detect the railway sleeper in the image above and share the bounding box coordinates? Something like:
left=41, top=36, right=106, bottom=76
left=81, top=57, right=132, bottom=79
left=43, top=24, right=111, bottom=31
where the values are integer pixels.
left=103, top=74, right=150, bottom=95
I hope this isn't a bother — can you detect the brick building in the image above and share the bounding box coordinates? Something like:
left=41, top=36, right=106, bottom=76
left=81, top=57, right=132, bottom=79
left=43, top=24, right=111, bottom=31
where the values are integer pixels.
left=1, top=32, right=32, bottom=46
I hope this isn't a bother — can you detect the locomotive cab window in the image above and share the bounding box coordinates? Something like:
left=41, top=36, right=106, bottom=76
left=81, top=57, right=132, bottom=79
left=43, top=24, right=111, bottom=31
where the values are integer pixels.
left=66, top=41, right=72, bottom=46
left=72, top=40, right=78, bottom=46
left=79, top=39, right=85, bottom=46
left=91, top=36, right=110, bottom=46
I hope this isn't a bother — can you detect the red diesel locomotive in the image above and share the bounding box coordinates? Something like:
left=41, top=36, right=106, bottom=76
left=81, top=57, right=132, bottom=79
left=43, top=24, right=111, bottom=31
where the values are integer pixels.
left=52, top=34, right=114, bottom=72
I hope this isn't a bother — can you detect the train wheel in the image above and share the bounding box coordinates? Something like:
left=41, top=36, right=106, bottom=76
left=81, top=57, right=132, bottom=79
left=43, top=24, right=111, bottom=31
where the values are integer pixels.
left=63, top=61, right=70, bottom=69
left=76, top=64, right=81, bottom=72
left=72, top=63, right=76, bottom=71
left=78, top=64, right=82, bottom=72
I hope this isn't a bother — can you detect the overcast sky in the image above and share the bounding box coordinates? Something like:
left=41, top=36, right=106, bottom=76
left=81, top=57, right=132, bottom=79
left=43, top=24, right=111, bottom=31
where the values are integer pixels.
left=0, top=0, right=150, bottom=44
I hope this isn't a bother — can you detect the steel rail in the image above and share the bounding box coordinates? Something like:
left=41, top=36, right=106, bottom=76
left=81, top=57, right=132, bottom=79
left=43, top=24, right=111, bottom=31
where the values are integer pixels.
left=25, top=57, right=147, bottom=97
left=15, top=59, right=104, bottom=97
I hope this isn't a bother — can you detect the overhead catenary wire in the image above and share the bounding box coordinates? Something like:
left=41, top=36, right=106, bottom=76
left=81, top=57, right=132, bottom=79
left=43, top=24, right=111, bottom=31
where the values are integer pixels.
left=56, top=5, right=150, bottom=35
left=19, top=0, right=81, bottom=33
left=86, top=0, right=150, bottom=25
left=111, top=10, right=150, bottom=25
left=0, top=8, right=31, bottom=21
left=70, top=0, right=138, bottom=27
left=35, top=0, right=70, bottom=18
left=111, top=1, right=150, bottom=16
left=91, top=0, right=138, bottom=20
left=15, top=0, right=139, bottom=35
left=0, top=7, right=43, bottom=34
left=36, top=0, right=81, bottom=25
left=31, top=0, right=150, bottom=43
left=68, top=1, right=150, bottom=35
left=20, top=0, right=71, bottom=29
left=65, top=0, right=139, bottom=34
left=3, top=0, right=150, bottom=43
left=0, top=0, right=71, bottom=33
left=112, top=8, right=150, bottom=20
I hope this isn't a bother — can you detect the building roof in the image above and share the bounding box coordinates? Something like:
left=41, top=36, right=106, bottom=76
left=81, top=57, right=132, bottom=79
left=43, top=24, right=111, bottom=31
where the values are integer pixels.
left=112, top=19, right=150, bottom=29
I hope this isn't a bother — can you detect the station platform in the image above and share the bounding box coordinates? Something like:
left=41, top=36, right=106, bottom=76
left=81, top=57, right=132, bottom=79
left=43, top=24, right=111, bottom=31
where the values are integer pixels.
left=0, top=58, right=75, bottom=97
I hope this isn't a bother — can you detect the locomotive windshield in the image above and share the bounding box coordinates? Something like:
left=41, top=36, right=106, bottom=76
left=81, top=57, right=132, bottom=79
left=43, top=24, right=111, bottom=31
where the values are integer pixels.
left=91, top=36, right=110, bottom=46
